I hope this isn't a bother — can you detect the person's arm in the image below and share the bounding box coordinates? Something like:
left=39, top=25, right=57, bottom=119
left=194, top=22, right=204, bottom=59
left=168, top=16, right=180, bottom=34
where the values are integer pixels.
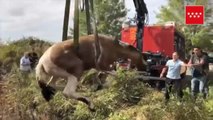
left=187, top=59, right=192, bottom=64
left=160, top=61, right=169, bottom=78
left=160, top=66, right=168, bottom=78
left=180, top=61, right=187, bottom=74
left=189, top=56, right=206, bottom=67
left=181, top=62, right=190, bottom=67
left=20, top=57, right=28, bottom=66
left=187, top=56, right=194, bottom=67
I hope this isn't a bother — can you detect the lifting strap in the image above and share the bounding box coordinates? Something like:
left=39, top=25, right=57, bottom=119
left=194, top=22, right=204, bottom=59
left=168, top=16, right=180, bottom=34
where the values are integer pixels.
left=89, top=0, right=101, bottom=68
left=73, top=0, right=79, bottom=49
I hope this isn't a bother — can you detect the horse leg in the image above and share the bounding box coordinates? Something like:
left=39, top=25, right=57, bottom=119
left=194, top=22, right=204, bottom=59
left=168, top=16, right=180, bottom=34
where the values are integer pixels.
left=96, top=53, right=113, bottom=71
left=63, top=75, right=95, bottom=111
left=38, top=80, right=57, bottom=101
left=46, top=76, right=64, bottom=91
left=95, top=71, right=108, bottom=90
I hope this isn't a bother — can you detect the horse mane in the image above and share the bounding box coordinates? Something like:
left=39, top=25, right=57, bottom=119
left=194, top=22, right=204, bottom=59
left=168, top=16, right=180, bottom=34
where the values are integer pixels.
left=118, top=40, right=140, bottom=53
left=96, top=34, right=115, bottom=41
left=88, top=34, right=140, bottom=53
left=127, top=45, right=140, bottom=52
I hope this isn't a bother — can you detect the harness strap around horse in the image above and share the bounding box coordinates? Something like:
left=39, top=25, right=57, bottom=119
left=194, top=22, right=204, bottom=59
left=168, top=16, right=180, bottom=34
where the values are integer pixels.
left=90, top=0, right=101, bottom=68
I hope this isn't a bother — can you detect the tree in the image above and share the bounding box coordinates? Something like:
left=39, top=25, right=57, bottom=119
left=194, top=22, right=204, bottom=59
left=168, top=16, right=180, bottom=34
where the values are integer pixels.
left=156, top=0, right=213, bottom=51
left=95, top=0, right=127, bottom=37
left=69, top=0, right=127, bottom=38
left=70, top=11, right=87, bottom=37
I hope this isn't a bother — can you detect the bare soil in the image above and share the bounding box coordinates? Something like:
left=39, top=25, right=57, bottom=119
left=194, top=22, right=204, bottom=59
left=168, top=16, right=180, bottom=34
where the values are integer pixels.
left=0, top=78, right=20, bottom=120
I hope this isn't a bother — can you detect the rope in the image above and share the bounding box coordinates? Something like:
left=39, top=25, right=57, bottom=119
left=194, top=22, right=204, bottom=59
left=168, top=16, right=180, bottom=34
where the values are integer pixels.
left=73, top=0, right=79, bottom=48
left=89, top=0, right=101, bottom=68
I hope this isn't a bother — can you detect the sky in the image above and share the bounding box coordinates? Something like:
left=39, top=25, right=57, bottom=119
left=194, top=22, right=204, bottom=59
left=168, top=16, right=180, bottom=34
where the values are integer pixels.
left=0, top=0, right=167, bottom=43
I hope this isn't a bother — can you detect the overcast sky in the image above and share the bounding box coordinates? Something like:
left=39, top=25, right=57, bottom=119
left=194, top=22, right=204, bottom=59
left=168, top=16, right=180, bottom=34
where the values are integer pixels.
left=0, top=0, right=167, bottom=43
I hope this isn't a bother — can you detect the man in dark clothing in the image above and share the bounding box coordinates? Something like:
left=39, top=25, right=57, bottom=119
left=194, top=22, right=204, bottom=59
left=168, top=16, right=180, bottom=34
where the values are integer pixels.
left=29, top=48, right=39, bottom=69
left=188, top=47, right=209, bottom=99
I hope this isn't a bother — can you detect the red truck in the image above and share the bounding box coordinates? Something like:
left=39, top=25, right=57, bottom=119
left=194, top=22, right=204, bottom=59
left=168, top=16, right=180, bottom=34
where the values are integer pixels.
left=121, top=24, right=186, bottom=89
left=121, top=24, right=186, bottom=59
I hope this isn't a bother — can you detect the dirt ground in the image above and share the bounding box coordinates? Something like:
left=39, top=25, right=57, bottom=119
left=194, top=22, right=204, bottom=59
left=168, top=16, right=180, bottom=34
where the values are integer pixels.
left=0, top=77, right=19, bottom=120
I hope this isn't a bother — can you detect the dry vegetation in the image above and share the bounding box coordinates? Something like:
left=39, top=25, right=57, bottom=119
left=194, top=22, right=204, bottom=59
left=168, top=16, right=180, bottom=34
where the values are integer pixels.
left=0, top=38, right=213, bottom=120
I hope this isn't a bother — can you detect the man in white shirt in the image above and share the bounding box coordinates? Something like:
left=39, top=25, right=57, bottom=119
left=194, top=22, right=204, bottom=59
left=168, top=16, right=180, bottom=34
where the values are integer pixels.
left=20, top=52, right=31, bottom=72
left=160, top=52, right=187, bottom=102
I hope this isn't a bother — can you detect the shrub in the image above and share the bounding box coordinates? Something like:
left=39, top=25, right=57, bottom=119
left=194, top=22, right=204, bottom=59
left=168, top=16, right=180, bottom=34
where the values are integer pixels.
left=1, top=39, right=213, bottom=120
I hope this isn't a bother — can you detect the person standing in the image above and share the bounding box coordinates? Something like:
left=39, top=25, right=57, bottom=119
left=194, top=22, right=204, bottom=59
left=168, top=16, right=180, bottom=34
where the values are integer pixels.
left=188, top=47, right=209, bottom=99
left=20, top=52, right=31, bottom=72
left=29, top=48, right=39, bottom=69
left=160, top=52, right=187, bottom=102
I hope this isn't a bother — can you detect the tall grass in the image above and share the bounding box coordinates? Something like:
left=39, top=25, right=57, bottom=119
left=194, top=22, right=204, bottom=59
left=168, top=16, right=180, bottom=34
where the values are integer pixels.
left=0, top=38, right=213, bottom=120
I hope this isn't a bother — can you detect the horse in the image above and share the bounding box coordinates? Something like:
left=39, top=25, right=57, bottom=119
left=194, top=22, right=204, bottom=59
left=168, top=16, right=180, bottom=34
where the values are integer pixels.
left=36, top=34, right=147, bottom=111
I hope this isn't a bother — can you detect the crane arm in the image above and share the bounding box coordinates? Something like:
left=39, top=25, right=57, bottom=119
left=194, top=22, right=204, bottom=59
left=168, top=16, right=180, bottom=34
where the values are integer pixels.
left=133, top=0, right=148, bottom=51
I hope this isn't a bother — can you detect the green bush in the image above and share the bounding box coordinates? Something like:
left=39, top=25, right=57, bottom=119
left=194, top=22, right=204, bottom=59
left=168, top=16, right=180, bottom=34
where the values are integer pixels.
left=1, top=39, right=213, bottom=120
left=0, top=37, right=51, bottom=72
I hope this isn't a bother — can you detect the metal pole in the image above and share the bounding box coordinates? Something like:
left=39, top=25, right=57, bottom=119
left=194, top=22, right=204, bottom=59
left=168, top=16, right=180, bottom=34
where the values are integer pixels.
left=133, top=0, right=148, bottom=52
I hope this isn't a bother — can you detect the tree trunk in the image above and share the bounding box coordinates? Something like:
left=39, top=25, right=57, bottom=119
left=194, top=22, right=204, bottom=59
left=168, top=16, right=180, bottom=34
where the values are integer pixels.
left=62, top=0, right=71, bottom=41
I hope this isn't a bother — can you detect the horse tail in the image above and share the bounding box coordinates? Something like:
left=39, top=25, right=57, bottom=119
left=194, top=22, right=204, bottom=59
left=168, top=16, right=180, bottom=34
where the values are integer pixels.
left=35, top=62, right=56, bottom=101
left=35, top=61, right=46, bottom=81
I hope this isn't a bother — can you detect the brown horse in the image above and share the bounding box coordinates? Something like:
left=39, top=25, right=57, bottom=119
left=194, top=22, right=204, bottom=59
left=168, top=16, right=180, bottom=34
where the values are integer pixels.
left=36, top=34, right=147, bottom=111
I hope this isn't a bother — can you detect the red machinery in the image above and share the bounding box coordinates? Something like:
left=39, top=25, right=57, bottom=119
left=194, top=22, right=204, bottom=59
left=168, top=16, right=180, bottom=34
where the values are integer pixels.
left=121, top=24, right=186, bottom=59
left=122, top=1, right=186, bottom=90
left=121, top=24, right=186, bottom=89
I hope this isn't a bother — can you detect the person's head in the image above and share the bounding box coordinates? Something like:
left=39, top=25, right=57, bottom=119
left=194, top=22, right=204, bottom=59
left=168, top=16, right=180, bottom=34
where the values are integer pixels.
left=193, top=46, right=202, bottom=56
left=172, top=52, right=179, bottom=61
left=24, top=52, right=29, bottom=58
left=32, top=48, right=35, bottom=52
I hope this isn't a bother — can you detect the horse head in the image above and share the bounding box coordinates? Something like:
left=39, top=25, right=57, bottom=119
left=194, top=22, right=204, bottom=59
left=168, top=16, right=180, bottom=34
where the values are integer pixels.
left=114, top=41, right=147, bottom=71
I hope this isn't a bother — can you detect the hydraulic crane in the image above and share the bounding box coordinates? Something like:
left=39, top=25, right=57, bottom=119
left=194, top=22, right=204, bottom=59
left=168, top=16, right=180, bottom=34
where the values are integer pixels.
left=132, top=0, right=148, bottom=52
left=70, top=0, right=148, bottom=52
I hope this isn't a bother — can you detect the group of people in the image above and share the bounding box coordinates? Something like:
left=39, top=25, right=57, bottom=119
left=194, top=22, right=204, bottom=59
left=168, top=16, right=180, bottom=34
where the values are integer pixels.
left=160, top=46, right=209, bottom=102
left=19, top=48, right=38, bottom=73
left=109, top=47, right=210, bottom=102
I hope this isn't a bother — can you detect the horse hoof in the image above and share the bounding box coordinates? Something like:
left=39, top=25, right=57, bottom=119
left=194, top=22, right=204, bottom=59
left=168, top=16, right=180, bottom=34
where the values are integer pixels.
left=96, top=84, right=103, bottom=91
left=88, top=102, right=95, bottom=112
left=89, top=107, right=96, bottom=112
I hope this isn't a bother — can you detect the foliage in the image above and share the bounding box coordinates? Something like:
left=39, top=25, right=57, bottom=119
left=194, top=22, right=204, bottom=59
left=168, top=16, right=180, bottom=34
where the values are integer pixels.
left=2, top=64, right=213, bottom=120
left=1, top=40, right=213, bottom=120
left=69, top=10, right=91, bottom=38
left=70, top=0, right=127, bottom=38
left=0, top=37, right=51, bottom=72
left=95, top=0, right=127, bottom=37
left=156, top=0, right=213, bottom=51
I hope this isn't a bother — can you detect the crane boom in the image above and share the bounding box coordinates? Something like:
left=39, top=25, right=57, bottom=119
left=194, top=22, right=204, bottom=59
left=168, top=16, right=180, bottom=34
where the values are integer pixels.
left=133, top=0, right=148, bottom=51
